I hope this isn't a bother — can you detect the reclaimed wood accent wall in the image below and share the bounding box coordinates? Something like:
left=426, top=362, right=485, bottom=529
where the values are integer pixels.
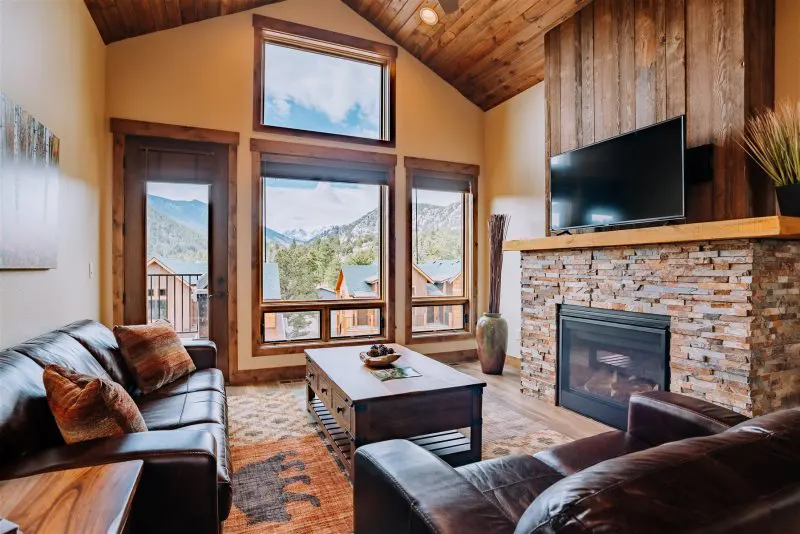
left=544, top=0, right=775, bottom=233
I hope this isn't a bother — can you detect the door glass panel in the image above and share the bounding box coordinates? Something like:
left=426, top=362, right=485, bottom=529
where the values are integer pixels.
left=146, top=182, right=210, bottom=339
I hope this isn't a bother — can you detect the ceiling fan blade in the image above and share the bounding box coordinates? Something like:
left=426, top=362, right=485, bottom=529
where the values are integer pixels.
left=439, top=0, right=460, bottom=14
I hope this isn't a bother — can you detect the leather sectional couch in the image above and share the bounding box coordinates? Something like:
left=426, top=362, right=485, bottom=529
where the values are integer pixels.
left=354, top=391, right=800, bottom=533
left=0, top=320, right=230, bottom=534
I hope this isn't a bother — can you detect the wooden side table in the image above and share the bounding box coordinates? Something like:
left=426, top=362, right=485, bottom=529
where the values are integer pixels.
left=0, top=460, right=143, bottom=534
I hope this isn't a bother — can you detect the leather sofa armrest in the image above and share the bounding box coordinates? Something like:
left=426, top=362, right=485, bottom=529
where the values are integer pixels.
left=628, top=391, right=748, bottom=446
left=183, top=339, right=217, bottom=370
left=354, top=440, right=516, bottom=534
left=0, top=431, right=220, bottom=534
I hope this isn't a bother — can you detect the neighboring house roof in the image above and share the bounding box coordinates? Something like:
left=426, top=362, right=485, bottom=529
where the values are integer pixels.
left=339, top=264, right=379, bottom=298
left=317, top=286, right=337, bottom=300
left=416, top=260, right=462, bottom=283
left=152, top=256, right=207, bottom=275
left=426, top=283, right=444, bottom=297
left=262, top=262, right=282, bottom=300
left=148, top=256, right=207, bottom=285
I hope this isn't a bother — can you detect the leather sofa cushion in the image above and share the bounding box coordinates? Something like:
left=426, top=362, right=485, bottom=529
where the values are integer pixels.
left=59, top=320, right=136, bottom=392
left=0, top=351, right=64, bottom=465
left=457, top=455, right=563, bottom=522
left=114, top=323, right=196, bottom=395
left=12, top=331, right=113, bottom=381
left=177, top=422, right=232, bottom=520
left=515, top=409, right=800, bottom=534
left=137, top=390, right=227, bottom=430
left=143, top=368, right=225, bottom=399
left=533, top=430, right=650, bottom=476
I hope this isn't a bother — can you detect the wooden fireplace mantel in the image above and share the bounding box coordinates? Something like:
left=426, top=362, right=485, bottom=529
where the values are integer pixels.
left=504, top=216, right=800, bottom=252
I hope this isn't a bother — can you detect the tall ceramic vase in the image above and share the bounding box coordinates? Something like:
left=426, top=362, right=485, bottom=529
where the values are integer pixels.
left=476, top=313, right=508, bottom=374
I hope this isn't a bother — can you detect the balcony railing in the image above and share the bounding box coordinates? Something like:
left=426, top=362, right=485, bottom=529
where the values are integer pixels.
left=146, top=273, right=206, bottom=336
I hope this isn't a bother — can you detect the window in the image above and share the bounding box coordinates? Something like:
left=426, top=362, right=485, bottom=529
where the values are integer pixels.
left=253, top=15, right=397, bottom=146
left=405, top=157, right=478, bottom=341
left=253, top=140, right=396, bottom=356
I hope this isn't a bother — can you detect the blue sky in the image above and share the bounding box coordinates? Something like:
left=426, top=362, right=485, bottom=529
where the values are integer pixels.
left=262, top=43, right=381, bottom=140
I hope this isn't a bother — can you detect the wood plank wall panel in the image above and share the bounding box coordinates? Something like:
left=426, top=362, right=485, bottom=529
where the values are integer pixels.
left=544, top=0, right=775, bottom=233
left=593, top=0, right=621, bottom=142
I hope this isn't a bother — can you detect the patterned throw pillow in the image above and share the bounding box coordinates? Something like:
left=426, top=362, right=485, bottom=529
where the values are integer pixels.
left=43, top=364, right=147, bottom=444
left=114, top=321, right=196, bottom=394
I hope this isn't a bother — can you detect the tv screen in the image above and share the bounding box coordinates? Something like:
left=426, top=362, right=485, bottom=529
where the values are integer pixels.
left=550, top=116, right=685, bottom=231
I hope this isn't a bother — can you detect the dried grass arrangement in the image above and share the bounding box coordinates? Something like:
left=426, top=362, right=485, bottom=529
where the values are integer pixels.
left=488, top=214, right=510, bottom=314
left=740, top=100, right=800, bottom=187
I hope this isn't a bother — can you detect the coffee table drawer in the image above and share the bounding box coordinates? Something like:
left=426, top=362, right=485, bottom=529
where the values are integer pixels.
left=305, top=359, right=319, bottom=391
left=317, top=375, right=332, bottom=406
left=331, top=391, right=352, bottom=432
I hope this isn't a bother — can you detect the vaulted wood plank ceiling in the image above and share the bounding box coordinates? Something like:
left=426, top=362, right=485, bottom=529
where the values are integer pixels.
left=85, top=0, right=592, bottom=110
left=84, top=0, right=284, bottom=43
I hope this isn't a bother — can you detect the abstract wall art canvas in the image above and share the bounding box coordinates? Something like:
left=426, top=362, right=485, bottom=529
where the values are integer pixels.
left=0, top=93, right=59, bottom=269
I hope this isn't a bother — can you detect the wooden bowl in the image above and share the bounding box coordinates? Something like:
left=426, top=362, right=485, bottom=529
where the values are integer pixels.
left=359, top=352, right=400, bottom=368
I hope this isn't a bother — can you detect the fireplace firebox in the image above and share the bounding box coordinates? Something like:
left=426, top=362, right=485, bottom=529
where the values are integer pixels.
left=558, top=305, right=670, bottom=429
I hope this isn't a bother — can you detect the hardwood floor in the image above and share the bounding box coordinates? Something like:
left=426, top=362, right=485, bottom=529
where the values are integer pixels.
left=227, top=359, right=610, bottom=441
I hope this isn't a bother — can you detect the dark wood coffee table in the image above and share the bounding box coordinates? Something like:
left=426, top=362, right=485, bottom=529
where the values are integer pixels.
left=305, top=344, right=486, bottom=477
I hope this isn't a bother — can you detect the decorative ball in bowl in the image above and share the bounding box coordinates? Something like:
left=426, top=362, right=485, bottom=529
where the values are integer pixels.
left=359, top=344, right=400, bottom=368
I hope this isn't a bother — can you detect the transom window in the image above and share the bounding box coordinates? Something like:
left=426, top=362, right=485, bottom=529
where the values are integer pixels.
left=405, top=157, right=478, bottom=341
left=253, top=15, right=397, bottom=146
left=252, top=141, right=396, bottom=356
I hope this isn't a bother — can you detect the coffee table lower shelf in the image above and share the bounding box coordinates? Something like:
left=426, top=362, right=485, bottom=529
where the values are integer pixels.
left=309, top=398, right=473, bottom=475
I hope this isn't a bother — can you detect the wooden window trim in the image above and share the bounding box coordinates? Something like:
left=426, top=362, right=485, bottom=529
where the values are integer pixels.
left=251, top=141, right=396, bottom=357
left=252, top=15, right=397, bottom=148
left=405, top=157, right=479, bottom=344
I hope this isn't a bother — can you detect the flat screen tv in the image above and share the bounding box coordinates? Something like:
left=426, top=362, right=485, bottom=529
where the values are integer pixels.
left=550, top=116, right=685, bottom=232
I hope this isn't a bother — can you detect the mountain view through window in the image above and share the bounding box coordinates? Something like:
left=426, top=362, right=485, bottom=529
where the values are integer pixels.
left=411, top=188, right=467, bottom=333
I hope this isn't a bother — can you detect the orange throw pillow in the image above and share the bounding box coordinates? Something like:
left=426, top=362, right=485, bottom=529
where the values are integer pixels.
left=43, top=364, right=147, bottom=444
left=114, top=322, right=196, bottom=394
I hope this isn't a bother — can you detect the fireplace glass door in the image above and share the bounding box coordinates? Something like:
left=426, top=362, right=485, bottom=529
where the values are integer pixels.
left=558, top=305, right=670, bottom=429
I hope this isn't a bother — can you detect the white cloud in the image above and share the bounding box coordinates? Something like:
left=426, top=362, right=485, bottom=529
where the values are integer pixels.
left=264, top=180, right=379, bottom=233
left=264, top=43, right=381, bottom=128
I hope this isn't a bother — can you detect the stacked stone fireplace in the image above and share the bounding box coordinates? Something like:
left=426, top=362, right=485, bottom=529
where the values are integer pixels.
left=520, top=239, right=800, bottom=418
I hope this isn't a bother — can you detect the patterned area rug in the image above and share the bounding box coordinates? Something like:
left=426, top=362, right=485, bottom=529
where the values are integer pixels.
left=224, top=385, right=572, bottom=534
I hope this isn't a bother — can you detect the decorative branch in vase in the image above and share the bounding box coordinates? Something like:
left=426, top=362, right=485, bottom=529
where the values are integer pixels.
left=477, top=214, right=510, bottom=375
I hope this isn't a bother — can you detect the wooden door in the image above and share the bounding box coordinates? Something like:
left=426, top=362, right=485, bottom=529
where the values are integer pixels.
left=122, top=136, right=230, bottom=374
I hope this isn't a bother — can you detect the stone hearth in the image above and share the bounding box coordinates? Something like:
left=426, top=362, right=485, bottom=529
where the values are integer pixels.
left=520, top=239, right=800, bottom=417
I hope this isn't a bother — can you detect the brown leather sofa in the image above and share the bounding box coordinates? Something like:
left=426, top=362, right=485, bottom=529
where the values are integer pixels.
left=354, top=391, right=800, bottom=534
left=0, top=320, right=230, bottom=534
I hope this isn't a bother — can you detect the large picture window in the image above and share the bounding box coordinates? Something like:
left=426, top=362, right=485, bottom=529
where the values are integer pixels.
left=405, top=157, right=478, bottom=342
left=252, top=140, right=396, bottom=356
left=253, top=15, right=397, bottom=146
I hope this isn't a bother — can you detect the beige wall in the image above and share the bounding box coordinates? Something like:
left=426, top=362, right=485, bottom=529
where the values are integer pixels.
left=0, top=0, right=106, bottom=348
left=484, top=83, right=547, bottom=359
left=777, top=0, right=800, bottom=102
left=104, top=0, right=485, bottom=370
